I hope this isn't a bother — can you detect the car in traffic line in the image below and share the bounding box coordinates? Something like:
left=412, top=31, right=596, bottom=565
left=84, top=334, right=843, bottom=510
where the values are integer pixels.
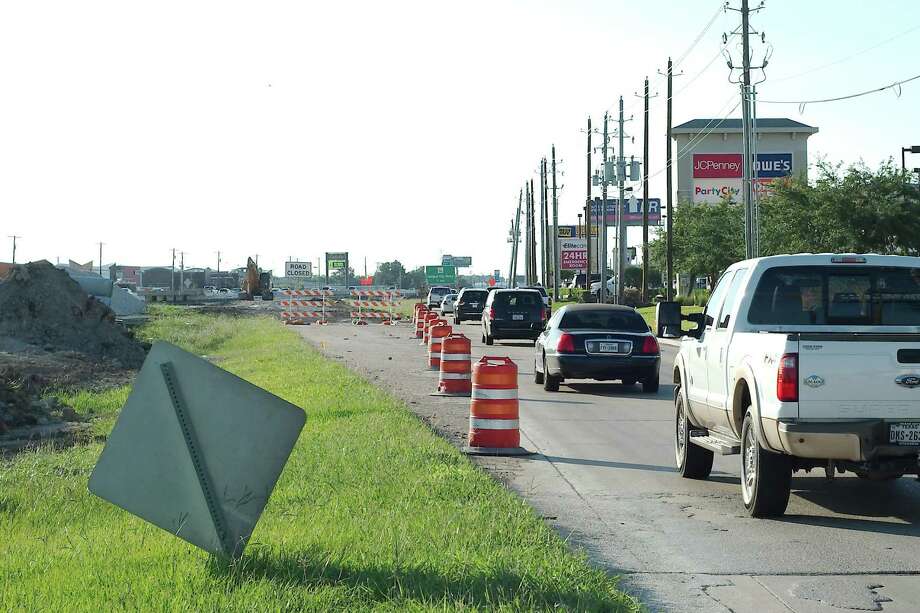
left=481, top=288, right=546, bottom=345
left=427, top=286, right=452, bottom=309
left=534, top=304, right=660, bottom=392
left=454, top=288, right=488, bottom=324
left=440, top=293, right=458, bottom=314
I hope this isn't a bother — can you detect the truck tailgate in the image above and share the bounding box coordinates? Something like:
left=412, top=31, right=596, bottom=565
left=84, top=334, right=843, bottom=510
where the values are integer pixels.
left=798, top=334, right=920, bottom=419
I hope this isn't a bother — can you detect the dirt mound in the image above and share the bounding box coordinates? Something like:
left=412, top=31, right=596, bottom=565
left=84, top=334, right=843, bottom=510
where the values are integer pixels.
left=0, top=260, right=146, bottom=369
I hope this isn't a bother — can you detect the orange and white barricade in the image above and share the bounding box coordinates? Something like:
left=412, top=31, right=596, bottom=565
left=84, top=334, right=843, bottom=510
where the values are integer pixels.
left=463, top=356, right=531, bottom=456
left=434, top=333, right=472, bottom=396
left=421, top=312, right=439, bottom=346
left=427, top=322, right=452, bottom=371
left=414, top=305, right=429, bottom=338
left=350, top=289, right=402, bottom=324
left=280, top=290, right=332, bottom=324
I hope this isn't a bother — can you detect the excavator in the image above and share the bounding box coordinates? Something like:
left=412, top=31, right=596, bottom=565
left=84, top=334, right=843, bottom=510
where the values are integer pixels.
left=240, top=257, right=273, bottom=300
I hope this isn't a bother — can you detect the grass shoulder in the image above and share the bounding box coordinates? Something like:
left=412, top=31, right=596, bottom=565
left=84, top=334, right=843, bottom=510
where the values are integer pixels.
left=0, top=307, right=637, bottom=612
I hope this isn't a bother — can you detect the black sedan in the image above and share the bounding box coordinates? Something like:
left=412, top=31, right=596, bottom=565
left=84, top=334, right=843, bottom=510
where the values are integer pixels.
left=533, top=304, right=660, bottom=393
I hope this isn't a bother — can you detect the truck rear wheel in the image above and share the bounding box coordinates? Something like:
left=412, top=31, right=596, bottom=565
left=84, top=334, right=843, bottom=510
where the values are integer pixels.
left=741, top=412, right=792, bottom=518
left=675, top=387, right=713, bottom=479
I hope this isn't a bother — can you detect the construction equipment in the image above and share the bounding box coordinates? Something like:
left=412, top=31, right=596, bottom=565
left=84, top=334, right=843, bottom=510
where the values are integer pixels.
left=240, top=257, right=273, bottom=301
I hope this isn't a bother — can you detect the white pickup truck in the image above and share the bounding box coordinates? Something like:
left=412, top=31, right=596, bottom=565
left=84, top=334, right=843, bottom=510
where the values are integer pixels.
left=658, top=254, right=920, bottom=517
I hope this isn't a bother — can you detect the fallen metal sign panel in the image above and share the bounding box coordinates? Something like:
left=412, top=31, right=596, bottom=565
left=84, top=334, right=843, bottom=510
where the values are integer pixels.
left=88, top=341, right=306, bottom=558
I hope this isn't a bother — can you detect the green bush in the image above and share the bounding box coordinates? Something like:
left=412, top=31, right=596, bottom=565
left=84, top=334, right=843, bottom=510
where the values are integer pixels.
left=677, top=288, right=711, bottom=307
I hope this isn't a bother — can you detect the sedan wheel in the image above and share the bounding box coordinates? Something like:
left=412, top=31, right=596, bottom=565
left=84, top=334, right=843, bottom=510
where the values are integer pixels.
left=534, top=358, right=544, bottom=384
left=543, top=356, right=560, bottom=392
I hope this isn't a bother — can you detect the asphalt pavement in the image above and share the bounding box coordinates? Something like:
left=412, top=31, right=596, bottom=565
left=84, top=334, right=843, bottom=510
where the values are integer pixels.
left=299, top=317, right=920, bottom=612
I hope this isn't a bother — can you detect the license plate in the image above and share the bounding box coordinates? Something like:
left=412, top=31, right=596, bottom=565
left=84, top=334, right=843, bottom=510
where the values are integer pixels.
left=889, top=422, right=920, bottom=445
left=598, top=342, right=619, bottom=353
left=470, top=303, right=479, bottom=308
left=512, top=314, right=524, bottom=321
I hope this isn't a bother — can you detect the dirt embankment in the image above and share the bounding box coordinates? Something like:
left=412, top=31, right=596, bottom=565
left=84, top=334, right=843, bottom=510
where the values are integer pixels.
left=0, top=261, right=147, bottom=434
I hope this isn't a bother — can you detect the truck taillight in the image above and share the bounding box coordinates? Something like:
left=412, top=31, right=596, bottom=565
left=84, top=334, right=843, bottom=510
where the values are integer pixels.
left=488, top=307, right=495, bottom=320
left=557, top=333, right=576, bottom=353
left=776, top=353, right=798, bottom=402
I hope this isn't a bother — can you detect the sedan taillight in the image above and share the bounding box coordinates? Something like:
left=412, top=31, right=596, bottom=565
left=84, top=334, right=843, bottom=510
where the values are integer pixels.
left=776, top=353, right=798, bottom=402
left=557, top=333, right=576, bottom=353
left=639, top=335, right=660, bottom=355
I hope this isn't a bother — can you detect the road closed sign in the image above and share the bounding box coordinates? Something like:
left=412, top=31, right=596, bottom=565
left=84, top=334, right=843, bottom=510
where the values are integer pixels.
left=284, top=261, right=313, bottom=277
left=559, top=238, right=588, bottom=271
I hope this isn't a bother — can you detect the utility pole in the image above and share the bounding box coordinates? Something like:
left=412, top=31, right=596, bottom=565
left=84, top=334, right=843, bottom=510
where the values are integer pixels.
left=511, top=189, right=522, bottom=287
left=530, top=178, right=537, bottom=285
left=171, top=248, right=176, bottom=295
left=98, top=242, right=105, bottom=276
left=551, top=144, right=560, bottom=301
left=585, top=117, right=593, bottom=291
left=180, top=251, right=185, bottom=290
left=542, top=158, right=550, bottom=287
left=658, top=58, right=682, bottom=300
left=9, top=235, right=21, bottom=264
left=639, top=77, right=656, bottom=304
left=215, top=250, right=221, bottom=273
left=617, top=97, right=628, bottom=305
left=539, top=158, right=547, bottom=286
left=600, top=113, right=610, bottom=304
left=726, top=0, right=767, bottom=259
left=524, top=182, right=533, bottom=285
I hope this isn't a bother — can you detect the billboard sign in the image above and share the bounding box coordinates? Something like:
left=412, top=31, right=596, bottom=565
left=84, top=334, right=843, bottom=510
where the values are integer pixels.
left=284, top=261, right=313, bottom=277
left=692, top=153, right=793, bottom=179
left=559, top=238, right=588, bottom=271
left=693, top=180, right=741, bottom=204
left=557, top=225, right=577, bottom=238
left=425, top=265, right=457, bottom=285
left=325, top=252, right=348, bottom=270
left=590, top=198, right=662, bottom=225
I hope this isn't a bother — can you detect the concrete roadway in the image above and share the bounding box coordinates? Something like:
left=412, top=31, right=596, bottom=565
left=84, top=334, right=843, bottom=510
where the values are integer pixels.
left=300, top=319, right=920, bottom=612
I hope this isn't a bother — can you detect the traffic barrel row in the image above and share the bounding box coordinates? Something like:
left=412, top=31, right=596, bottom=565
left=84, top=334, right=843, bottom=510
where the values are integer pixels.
left=405, top=316, right=530, bottom=456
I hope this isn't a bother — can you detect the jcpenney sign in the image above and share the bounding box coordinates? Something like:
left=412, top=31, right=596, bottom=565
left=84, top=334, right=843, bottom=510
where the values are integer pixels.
left=693, top=153, right=793, bottom=179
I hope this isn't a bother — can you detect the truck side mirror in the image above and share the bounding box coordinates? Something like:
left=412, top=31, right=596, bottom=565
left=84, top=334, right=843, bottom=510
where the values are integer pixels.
left=656, top=301, right=681, bottom=338
left=683, top=312, right=706, bottom=339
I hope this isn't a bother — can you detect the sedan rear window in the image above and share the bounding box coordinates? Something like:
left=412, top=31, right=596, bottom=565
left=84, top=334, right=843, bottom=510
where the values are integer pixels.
left=560, top=310, right=649, bottom=331
left=749, top=266, right=920, bottom=326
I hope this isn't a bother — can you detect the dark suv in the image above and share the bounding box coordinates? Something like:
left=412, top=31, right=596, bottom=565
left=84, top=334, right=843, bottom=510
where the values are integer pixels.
left=454, top=288, right=489, bottom=324
left=481, top=289, right=546, bottom=345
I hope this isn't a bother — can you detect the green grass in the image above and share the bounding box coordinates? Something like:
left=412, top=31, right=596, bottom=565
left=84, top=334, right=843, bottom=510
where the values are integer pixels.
left=0, top=307, right=637, bottom=611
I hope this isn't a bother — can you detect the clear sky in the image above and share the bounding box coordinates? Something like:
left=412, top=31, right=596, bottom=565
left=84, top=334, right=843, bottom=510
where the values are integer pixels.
left=2, top=0, right=918, bottom=276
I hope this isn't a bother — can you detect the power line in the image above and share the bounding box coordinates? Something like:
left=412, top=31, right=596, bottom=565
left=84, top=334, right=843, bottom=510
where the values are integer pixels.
left=759, top=72, right=920, bottom=106
left=768, top=23, right=920, bottom=84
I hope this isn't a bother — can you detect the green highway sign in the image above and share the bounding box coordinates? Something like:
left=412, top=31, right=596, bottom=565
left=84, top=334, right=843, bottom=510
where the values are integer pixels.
left=425, top=265, right=457, bottom=284
left=326, top=252, right=348, bottom=270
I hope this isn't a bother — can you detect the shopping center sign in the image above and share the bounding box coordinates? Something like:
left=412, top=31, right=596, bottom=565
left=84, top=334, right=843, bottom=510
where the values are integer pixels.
left=692, top=153, right=793, bottom=178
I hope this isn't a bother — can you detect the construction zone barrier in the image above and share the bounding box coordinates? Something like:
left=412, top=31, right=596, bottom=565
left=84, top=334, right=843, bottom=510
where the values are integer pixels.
left=414, top=305, right=429, bottom=339
left=279, top=290, right=333, bottom=324
left=462, top=356, right=531, bottom=456
left=350, top=289, right=401, bottom=325
left=427, top=322, right=452, bottom=371
left=433, top=333, right=471, bottom=396
left=421, top=312, right=439, bottom=346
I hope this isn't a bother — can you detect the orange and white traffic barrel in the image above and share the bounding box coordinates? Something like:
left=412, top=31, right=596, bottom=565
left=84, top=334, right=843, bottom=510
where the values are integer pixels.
left=413, top=303, right=426, bottom=325
left=463, top=356, right=531, bottom=456
left=421, top=312, right=439, bottom=346
left=435, top=333, right=472, bottom=396
left=428, top=322, right=452, bottom=370
left=415, top=305, right=429, bottom=338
